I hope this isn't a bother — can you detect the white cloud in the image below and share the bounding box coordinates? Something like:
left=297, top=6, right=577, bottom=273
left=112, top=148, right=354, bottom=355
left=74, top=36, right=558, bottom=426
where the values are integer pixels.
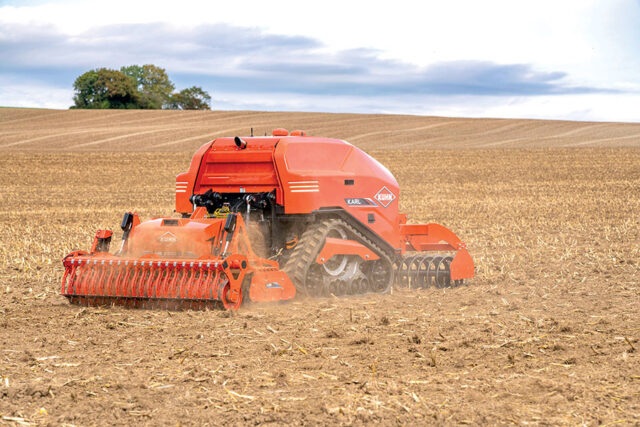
left=0, top=0, right=639, bottom=121
left=210, top=91, right=640, bottom=123
left=0, top=77, right=72, bottom=108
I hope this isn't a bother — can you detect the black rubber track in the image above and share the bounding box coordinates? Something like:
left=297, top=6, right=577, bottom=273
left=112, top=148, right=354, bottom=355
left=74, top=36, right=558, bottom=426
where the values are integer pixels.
left=282, top=218, right=395, bottom=297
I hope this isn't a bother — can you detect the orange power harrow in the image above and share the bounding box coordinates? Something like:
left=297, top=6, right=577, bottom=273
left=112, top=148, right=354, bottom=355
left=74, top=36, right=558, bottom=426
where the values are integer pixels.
left=61, top=210, right=295, bottom=310
left=63, top=255, right=243, bottom=310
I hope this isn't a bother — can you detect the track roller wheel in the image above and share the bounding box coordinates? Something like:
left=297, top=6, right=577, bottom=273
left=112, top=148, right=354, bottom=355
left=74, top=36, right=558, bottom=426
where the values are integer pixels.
left=282, top=218, right=394, bottom=297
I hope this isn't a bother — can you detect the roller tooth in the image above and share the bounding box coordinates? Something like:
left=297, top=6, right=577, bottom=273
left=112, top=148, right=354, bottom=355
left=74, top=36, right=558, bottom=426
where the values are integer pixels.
left=413, top=256, right=424, bottom=288
left=441, top=256, right=453, bottom=287
left=412, top=256, right=423, bottom=289
left=396, top=254, right=459, bottom=289
left=401, top=258, right=410, bottom=287
left=430, top=256, right=444, bottom=287
left=425, top=256, right=435, bottom=288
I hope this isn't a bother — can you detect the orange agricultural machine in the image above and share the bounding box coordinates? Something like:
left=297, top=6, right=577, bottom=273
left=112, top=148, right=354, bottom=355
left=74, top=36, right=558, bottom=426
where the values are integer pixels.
left=62, top=129, right=474, bottom=309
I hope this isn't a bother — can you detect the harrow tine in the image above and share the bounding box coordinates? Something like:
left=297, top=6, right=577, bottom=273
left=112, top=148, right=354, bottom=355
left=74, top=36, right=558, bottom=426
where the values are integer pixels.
left=144, top=263, right=154, bottom=299
left=139, top=261, right=149, bottom=298
left=138, top=262, right=147, bottom=298
left=212, top=270, right=224, bottom=299
left=69, top=261, right=80, bottom=294
left=61, top=262, right=70, bottom=294
left=143, top=262, right=155, bottom=298
left=76, top=261, right=91, bottom=295
left=81, top=261, right=92, bottom=296
left=130, top=262, right=141, bottom=297
left=62, top=259, right=77, bottom=294
left=143, top=263, right=157, bottom=307
left=195, top=263, right=207, bottom=299
left=140, top=263, right=152, bottom=306
left=193, top=266, right=210, bottom=310
left=91, top=261, right=100, bottom=297
left=120, top=261, right=132, bottom=297
left=178, top=262, right=190, bottom=298
left=147, top=261, right=164, bottom=298
left=154, top=267, right=165, bottom=309
left=97, top=260, right=107, bottom=296
left=168, top=264, right=180, bottom=298
left=157, top=262, right=170, bottom=299
left=89, top=260, right=101, bottom=296
left=73, top=261, right=85, bottom=295
left=187, top=263, right=199, bottom=299
left=184, top=264, right=198, bottom=310
left=105, top=261, right=116, bottom=296
left=113, top=261, right=123, bottom=296
left=149, top=263, right=159, bottom=297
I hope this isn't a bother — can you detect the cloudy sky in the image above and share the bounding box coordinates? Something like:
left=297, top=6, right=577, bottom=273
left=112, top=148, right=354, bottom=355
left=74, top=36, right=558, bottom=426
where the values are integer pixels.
left=1, top=0, right=639, bottom=121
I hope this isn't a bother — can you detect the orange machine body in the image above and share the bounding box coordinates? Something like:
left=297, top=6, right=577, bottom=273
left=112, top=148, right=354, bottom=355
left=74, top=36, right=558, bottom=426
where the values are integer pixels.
left=176, top=136, right=402, bottom=250
left=62, top=130, right=473, bottom=311
left=126, top=217, right=222, bottom=258
left=62, top=209, right=296, bottom=309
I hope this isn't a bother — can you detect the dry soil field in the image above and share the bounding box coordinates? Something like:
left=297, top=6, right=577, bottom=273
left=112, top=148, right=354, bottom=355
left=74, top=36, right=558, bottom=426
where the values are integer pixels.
left=0, top=109, right=639, bottom=425
left=2, top=108, right=640, bottom=151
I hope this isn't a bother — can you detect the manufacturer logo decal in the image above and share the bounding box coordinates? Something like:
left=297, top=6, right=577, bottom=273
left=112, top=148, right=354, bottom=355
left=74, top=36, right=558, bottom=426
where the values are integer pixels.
left=158, top=232, right=177, bottom=245
left=374, top=186, right=396, bottom=208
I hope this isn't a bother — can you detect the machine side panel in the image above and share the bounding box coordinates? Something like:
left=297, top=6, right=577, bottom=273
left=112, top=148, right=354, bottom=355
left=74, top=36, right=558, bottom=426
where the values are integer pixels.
left=274, top=138, right=401, bottom=249
left=175, top=141, right=214, bottom=214
left=194, top=138, right=281, bottom=195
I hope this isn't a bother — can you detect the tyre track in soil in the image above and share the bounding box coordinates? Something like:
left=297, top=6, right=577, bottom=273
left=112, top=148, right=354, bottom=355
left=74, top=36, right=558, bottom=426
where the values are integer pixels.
left=2, top=108, right=640, bottom=151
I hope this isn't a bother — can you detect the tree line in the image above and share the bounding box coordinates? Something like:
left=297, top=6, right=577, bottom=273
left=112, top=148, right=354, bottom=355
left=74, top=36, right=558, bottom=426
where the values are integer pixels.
left=71, top=64, right=211, bottom=110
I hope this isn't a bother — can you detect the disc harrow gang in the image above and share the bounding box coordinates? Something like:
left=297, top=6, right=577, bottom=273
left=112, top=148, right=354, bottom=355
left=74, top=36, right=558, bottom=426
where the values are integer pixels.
left=395, top=255, right=464, bottom=288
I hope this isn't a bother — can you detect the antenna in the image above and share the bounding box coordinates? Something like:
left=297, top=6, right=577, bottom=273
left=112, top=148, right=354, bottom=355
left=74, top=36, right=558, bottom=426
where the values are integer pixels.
left=250, top=127, right=253, bottom=137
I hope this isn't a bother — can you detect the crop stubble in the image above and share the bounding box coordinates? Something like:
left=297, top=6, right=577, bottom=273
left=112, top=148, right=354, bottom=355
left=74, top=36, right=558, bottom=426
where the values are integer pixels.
left=0, top=110, right=639, bottom=425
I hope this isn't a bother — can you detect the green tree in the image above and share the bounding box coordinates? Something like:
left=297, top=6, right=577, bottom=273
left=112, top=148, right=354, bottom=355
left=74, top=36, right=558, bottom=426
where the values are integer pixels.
left=167, top=86, right=212, bottom=110
left=71, top=65, right=210, bottom=110
left=72, top=68, right=139, bottom=109
left=120, top=64, right=175, bottom=109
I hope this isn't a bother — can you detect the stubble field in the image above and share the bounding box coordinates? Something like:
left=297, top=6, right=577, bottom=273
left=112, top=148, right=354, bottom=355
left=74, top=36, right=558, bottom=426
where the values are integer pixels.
left=0, top=109, right=639, bottom=425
